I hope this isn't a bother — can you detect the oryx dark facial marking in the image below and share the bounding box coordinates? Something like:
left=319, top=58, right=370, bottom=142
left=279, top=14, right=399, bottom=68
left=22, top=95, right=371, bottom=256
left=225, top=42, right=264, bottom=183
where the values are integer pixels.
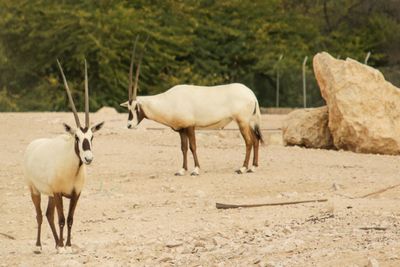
left=74, top=129, right=94, bottom=165
left=82, top=139, right=90, bottom=151
left=127, top=101, right=147, bottom=129
left=74, top=137, right=82, bottom=167
left=126, top=99, right=135, bottom=128
left=128, top=110, right=134, bottom=121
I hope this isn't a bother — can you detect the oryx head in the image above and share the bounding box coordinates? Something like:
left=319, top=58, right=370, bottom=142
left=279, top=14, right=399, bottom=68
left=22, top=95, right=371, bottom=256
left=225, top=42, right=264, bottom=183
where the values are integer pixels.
left=57, top=59, right=104, bottom=165
left=120, top=36, right=148, bottom=129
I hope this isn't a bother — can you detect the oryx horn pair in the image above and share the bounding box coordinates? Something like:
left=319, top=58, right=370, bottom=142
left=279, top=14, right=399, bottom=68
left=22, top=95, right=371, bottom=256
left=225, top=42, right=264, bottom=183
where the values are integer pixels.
left=56, top=59, right=90, bottom=129
left=128, top=35, right=149, bottom=102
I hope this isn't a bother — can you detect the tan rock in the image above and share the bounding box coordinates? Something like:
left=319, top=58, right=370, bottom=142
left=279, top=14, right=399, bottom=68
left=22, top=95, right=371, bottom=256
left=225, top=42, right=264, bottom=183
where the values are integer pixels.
left=313, top=52, right=400, bottom=154
left=96, top=106, right=118, bottom=115
left=282, top=106, right=333, bottom=149
left=367, top=258, right=379, bottom=267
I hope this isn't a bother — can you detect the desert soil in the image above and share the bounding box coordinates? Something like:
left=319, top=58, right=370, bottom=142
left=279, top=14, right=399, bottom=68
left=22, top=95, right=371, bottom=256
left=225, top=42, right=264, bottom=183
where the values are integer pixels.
left=0, top=111, right=400, bottom=267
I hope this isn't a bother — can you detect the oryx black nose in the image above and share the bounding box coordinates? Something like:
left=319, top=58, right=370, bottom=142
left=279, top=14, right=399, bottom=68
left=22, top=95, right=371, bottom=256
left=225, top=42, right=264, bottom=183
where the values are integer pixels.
left=85, top=157, right=92, bottom=164
left=127, top=124, right=132, bottom=129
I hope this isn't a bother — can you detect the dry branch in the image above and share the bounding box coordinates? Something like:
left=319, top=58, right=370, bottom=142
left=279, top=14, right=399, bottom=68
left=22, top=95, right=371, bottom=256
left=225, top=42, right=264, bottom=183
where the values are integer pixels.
left=0, top=233, right=15, bottom=240
left=216, top=199, right=328, bottom=209
left=334, top=192, right=355, bottom=199
left=335, top=183, right=400, bottom=199
left=359, top=226, right=387, bottom=231
left=146, top=127, right=281, bottom=132
left=360, top=183, right=400, bottom=198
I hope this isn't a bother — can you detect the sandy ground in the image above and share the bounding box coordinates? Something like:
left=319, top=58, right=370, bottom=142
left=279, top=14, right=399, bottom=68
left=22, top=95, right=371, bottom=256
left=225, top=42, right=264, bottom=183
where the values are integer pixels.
left=0, top=111, right=400, bottom=267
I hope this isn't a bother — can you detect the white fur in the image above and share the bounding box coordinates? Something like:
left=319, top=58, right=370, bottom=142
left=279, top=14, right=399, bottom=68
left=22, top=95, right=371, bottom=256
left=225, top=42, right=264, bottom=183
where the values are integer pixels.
left=24, top=134, right=85, bottom=196
left=175, top=168, right=186, bottom=176
left=248, top=165, right=257, bottom=173
left=237, top=166, right=247, bottom=174
left=190, top=167, right=200, bottom=176
left=123, top=83, right=261, bottom=131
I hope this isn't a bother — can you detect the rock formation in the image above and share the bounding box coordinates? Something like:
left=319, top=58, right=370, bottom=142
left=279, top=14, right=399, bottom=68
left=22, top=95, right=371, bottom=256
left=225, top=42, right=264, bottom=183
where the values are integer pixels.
left=313, top=52, right=400, bottom=155
left=283, top=106, right=333, bottom=149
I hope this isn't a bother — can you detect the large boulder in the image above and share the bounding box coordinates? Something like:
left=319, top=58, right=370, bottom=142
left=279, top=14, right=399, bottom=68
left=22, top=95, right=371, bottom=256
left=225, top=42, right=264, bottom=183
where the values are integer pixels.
left=283, top=106, right=333, bottom=149
left=313, top=52, right=400, bottom=155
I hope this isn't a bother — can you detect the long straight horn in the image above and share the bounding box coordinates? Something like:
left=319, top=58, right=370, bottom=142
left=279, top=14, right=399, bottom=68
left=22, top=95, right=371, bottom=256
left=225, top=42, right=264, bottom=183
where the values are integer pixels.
left=57, top=59, right=81, bottom=128
left=129, top=35, right=140, bottom=101
left=84, top=59, right=89, bottom=128
left=133, top=35, right=149, bottom=100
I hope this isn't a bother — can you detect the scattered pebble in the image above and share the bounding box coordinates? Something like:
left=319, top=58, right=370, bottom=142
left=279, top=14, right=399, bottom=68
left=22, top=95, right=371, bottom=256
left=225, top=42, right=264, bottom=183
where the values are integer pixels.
left=166, top=241, right=183, bottom=248
left=367, top=258, right=379, bottom=267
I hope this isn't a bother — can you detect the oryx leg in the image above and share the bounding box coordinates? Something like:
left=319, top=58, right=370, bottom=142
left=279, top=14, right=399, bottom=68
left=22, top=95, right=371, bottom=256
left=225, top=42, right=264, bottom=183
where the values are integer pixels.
left=46, top=196, right=59, bottom=248
left=30, top=187, right=42, bottom=253
left=248, top=130, right=259, bottom=173
left=187, top=126, right=200, bottom=176
left=237, top=123, right=253, bottom=174
left=176, top=128, right=188, bottom=176
left=65, top=190, right=80, bottom=248
left=54, top=193, right=65, bottom=249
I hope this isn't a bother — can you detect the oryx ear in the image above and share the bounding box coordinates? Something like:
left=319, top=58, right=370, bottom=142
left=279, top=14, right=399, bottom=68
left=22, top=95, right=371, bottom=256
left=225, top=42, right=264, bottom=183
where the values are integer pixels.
left=63, top=123, right=75, bottom=135
left=120, top=101, right=129, bottom=107
left=91, top=121, right=105, bottom=133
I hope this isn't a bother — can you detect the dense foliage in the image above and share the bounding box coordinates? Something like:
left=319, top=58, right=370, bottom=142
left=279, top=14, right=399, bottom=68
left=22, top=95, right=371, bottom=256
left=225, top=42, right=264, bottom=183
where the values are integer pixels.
left=1, top=0, right=399, bottom=111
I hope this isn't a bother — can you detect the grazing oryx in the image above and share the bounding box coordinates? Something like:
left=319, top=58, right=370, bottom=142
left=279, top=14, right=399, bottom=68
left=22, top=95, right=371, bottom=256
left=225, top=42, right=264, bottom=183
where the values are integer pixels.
left=23, top=59, right=104, bottom=252
left=121, top=38, right=263, bottom=175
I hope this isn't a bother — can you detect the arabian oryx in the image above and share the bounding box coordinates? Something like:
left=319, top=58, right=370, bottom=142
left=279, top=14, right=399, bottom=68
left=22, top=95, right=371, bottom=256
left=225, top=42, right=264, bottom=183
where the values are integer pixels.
left=23, top=59, right=104, bottom=252
left=121, top=38, right=263, bottom=176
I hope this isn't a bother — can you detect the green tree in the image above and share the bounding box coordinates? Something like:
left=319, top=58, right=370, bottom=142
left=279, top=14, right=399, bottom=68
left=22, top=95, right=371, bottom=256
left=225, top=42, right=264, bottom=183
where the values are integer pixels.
left=0, top=0, right=399, bottom=111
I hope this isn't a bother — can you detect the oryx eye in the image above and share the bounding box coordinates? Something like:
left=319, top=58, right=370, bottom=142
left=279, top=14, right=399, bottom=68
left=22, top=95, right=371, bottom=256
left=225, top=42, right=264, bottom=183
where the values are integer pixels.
left=75, top=136, right=79, bottom=142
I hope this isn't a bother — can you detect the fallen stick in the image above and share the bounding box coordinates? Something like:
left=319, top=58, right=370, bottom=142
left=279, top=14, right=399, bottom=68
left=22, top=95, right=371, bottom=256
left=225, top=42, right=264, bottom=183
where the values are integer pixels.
left=146, top=127, right=281, bottom=132
left=0, top=233, right=15, bottom=240
left=216, top=199, right=328, bottom=209
left=360, top=183, right=400, bottom=198
left=334, top=192, right=355, bottom=199
left=359, top=226, right=387, bottom=231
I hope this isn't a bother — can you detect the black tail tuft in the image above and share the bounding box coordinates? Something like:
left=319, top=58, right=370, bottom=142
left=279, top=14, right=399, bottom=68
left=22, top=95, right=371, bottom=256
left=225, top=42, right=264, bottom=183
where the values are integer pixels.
left=253, top=124, right=264, bottom=144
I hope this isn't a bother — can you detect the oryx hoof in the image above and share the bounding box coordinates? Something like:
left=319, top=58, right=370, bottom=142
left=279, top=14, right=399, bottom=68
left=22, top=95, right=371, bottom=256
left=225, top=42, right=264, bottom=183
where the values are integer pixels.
left=64, top=246, right=73, bottom=254
left=247, top=166, right=257, bottom=173
left=56, top=246, right=66, bottom=254
left=190, top=167, right=200, bottom=176
left=235, top=167, right=247, bottom=174
left=33, top=245, right=42, bottom=254
left=175, top=168, right=186, bottom=176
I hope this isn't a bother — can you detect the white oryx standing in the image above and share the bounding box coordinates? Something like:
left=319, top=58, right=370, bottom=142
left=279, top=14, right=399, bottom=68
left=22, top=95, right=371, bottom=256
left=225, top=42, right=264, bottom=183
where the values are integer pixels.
left=23, top=59, right=104, bottom=252
left=121, top=38, right=263, bottom=175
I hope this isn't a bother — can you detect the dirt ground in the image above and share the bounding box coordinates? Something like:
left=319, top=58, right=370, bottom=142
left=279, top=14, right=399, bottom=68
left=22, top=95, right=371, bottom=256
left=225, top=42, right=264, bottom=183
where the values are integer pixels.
left=1, top=111, right=400, bottom=267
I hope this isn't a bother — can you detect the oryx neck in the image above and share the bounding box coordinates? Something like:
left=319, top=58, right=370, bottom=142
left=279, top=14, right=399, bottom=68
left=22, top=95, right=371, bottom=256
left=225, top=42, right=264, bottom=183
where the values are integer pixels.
left=67, top=134, right=83, bottom=167
left=136, top=96, right=159, bottom=122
